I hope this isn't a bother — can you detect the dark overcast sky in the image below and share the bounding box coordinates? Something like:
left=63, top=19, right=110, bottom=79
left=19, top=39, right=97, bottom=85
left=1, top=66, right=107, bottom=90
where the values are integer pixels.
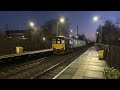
left=0, top=11, right=119, bottom=41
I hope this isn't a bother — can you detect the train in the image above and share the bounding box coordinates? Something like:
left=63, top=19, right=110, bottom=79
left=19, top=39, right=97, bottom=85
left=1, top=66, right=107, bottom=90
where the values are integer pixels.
left=52, top=36, right=86, bottom=54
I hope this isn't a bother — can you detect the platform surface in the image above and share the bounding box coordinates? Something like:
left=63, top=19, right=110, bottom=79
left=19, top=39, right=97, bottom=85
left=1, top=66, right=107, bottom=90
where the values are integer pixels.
left=54, top=46, right=108, bottom=79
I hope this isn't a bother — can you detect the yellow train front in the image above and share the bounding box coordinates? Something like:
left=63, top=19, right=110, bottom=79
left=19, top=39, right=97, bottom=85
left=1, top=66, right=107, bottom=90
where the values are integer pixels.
left=52, top=36, right=66, bottom=54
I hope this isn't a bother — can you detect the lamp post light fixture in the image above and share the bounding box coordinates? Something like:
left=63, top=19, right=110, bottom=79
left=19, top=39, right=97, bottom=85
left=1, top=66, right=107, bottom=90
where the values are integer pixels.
left=76, top=35, right=78, bottom=38
left=29, top=21, right=35, bottom=28
left=93, top=16, right=99, bottom=22
left=43, top=37, right=46, bottom=41
left=29, top=21, right=38, bottom=32
left=60, top=17, right=65, bottom=23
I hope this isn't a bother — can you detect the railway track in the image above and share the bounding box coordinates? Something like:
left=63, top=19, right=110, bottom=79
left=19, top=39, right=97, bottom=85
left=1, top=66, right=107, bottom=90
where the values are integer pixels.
left=0, top=47, right=89, bottom=79
left=0, top=57, right=47, bottom=79
left=31, top=47, right=88, bottom=79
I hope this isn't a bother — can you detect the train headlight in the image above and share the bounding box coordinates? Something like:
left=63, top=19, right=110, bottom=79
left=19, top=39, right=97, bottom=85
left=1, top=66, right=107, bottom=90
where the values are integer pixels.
left=53, top=47, right=56, bottom=50
left=61, top=47, right=64, bottom=50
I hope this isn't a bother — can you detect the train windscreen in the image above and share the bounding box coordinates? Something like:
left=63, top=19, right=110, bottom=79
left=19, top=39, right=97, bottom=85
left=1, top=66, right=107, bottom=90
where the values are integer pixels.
left=53, top=37, right=65, bottom=44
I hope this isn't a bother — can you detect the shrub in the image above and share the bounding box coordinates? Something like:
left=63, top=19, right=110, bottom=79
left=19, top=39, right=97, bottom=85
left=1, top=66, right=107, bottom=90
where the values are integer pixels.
left=104, top=67, right=120, bottom=79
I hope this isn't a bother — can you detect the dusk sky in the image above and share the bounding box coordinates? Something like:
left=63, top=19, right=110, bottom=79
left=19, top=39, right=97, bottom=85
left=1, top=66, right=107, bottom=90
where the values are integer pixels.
left=0, top=11, right=119, bottom=41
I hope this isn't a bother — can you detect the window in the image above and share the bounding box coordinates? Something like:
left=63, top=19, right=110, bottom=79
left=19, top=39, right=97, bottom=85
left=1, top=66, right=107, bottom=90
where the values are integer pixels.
left=55, top=37, right=65, bottom=44
left=57, top=41, right=60, bottom=44
left=76, top=41, right=77, bottom=44
left=69, top=40, right=72, bottom=44
left=52, top=39, right=56, bottom=44
left=62, top=40, right=65, bottom=44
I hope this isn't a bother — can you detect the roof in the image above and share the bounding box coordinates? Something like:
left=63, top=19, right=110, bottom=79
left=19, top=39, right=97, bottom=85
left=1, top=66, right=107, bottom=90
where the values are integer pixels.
left=56, top=35, right=81, bottom=41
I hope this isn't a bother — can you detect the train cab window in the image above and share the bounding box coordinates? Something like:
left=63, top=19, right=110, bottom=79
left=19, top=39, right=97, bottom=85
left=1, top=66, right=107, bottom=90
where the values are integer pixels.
left=52, top=39, right=56, bottom=44
left=56, top=38, right=60, bottom=44
left=62, top=40, right=64, bottom=44
left=55, top=37, right=65, bottom=44
left=57, top=41, right=60, bottom=44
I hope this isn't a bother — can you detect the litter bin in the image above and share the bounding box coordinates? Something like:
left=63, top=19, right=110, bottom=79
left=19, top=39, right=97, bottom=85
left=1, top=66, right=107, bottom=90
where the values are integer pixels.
left=16, top=47, right=23, bottom=54
left=98, top=50, right=104, bottom=59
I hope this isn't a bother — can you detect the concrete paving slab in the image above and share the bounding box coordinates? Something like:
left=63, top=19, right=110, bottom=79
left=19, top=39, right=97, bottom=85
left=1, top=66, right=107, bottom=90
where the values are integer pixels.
left=72, top=75, right=83, bottom=79
left=86, top=65, right=105, bottom=72
left=73, top=69, right=85, bottom=76
left=88, top=62, right=107, bottom=67
left=83, top=70, right=104, bottom=79
left=62, top=67, right=78, bottom=75
left=83, top=76, right=97, bottom=79
left=73, top=61, right=89, bottom=65
left=57, top=74, right=73, bottom=79
left=69, top=63, right=81, bottom=69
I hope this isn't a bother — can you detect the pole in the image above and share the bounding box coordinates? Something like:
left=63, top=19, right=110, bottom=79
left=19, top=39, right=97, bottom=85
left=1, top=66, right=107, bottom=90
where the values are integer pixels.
left=100, top=24, right=102, bottom=44
left=101, top=26, right=102, bottom=44
left=100, top=18, right=102, bottom=44
left=77, top=25, right=78, bottom=35
left=56, top=21, right=58, bottom=36
left=99, top=33, right=100, bottom=44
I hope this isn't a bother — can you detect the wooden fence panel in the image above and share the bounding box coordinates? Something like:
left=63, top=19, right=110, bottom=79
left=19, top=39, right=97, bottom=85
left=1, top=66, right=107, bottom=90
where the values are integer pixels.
left=106, top=46, right=120, bottom=71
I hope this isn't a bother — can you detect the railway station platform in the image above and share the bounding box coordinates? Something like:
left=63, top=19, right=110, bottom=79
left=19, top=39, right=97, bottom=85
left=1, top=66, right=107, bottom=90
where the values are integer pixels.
left=53, top=46, right=108, bottom=79
left=0, top=49, right=52, bottom=61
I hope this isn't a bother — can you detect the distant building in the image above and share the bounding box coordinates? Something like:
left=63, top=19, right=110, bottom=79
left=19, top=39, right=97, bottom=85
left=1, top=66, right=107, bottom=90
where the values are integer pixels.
left=118, top=35, right=120, bottom=40
left=5, top=30, right=28, bottom=39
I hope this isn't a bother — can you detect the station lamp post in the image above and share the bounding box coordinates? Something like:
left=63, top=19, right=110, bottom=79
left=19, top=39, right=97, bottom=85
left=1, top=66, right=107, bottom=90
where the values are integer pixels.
left=56, top=17, right=65, bottom=36
left=93, top=16, right=103, bottom=44
left=96, top=32, right=100, bottom=44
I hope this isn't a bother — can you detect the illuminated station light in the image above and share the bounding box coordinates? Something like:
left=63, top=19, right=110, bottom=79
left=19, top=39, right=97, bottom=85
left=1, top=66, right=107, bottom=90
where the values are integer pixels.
left=29, top=22, right=35, bottom=27
left=76, top=35, right=78, bottom=38
left=59, top=17, right=65, bottom=23
left=93, top=16, right=99, bottom=22
left=43, top=37, right=46, bottom=41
